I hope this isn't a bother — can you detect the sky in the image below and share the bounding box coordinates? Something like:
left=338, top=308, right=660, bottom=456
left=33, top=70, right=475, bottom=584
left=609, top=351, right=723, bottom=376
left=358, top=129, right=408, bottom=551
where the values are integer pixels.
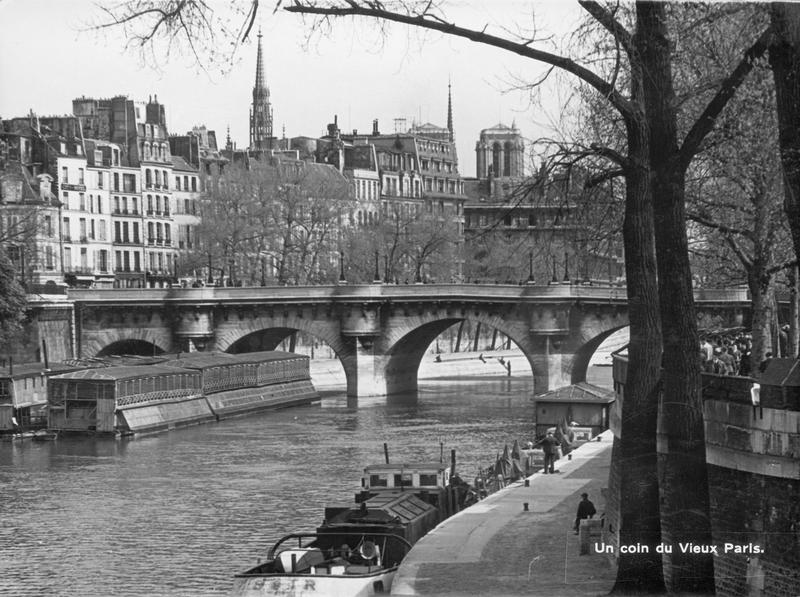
left=0, top=0, right=584, bottom=177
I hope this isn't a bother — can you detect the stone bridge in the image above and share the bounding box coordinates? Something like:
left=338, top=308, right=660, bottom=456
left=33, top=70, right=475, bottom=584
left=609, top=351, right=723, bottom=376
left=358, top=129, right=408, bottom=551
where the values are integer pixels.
left=40, top=284, right=749, bottom=397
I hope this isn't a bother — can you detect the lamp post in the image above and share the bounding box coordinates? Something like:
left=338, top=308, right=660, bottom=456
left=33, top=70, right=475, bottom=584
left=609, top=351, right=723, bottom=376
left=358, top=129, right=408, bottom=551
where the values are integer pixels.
left=339, top=251, right=346, bottom=283
left=563, top=252, right=570, bottom=283
left=207, top=253, right=214, bottom=284
left=551, top=254, right=558, bottom=284
left=383, top=254, right=389, bottom=283
left=526, top=250, right=535, bottom=284
left=373, top=250, right=381, bottom=283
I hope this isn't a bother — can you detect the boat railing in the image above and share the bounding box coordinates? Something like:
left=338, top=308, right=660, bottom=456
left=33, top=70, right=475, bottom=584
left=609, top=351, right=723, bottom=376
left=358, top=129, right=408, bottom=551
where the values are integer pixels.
left=266, top=531, right=412, bottom=562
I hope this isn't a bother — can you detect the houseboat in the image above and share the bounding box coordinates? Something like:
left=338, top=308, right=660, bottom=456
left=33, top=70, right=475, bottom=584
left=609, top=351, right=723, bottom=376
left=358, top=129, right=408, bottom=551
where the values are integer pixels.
left=231, top=461, right=457, bottom=596
left=0, top=362, right=80, bottom=436
left=161, top=351, right=318, bottom=419
left=46, top=351, right=319, bottom=436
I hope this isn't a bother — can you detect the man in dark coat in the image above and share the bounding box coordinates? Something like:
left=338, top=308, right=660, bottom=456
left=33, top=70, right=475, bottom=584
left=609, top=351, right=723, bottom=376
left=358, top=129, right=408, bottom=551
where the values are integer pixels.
left=539, top=430, right=559, bottom=474
left=574, top=492, right=597, bottom=534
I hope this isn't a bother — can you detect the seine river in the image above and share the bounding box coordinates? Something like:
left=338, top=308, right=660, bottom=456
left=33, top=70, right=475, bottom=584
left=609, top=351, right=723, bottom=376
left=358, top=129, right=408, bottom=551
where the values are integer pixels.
left=0, top=368, right=571, bottom=597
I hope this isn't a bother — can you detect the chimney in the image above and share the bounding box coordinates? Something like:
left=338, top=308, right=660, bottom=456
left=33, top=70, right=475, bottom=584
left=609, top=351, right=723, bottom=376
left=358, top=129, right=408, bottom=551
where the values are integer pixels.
left=372, top=119, right=379, bottom=136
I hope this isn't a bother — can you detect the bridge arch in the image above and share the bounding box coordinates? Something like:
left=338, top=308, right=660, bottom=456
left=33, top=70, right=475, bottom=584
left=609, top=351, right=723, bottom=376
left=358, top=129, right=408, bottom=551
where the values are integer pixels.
left=214, top=314, right=358, bottom=393
left=569, top=325, right=628, bottom=384
left=379, top=311, right=540, bottom=396
left=83, top=328, right=173, bottom=358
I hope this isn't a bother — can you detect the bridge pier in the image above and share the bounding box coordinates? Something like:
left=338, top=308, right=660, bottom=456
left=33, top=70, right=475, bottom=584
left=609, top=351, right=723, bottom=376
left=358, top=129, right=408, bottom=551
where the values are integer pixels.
left=340, top=337, right=389, bottom=397
left=528, top=336, right=573, bottom=395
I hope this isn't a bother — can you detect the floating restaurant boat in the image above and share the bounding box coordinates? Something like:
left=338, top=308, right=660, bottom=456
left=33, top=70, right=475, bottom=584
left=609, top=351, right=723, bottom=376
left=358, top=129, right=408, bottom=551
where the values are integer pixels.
left=231, top=460, right=465, bottom=597
left=46, top=351, right=318, bottom=436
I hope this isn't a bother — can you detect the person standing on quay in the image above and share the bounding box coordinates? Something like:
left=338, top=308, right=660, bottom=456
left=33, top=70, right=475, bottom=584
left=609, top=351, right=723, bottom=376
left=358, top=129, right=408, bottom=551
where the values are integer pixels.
left=539, top=430, right=559, bottom=474
left=574, top=492, right=597, bottom=534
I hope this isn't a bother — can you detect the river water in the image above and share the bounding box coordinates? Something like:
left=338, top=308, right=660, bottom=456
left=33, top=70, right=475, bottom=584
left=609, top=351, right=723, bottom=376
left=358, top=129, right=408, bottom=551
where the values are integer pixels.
left=0, top=372, right=559, bottom=597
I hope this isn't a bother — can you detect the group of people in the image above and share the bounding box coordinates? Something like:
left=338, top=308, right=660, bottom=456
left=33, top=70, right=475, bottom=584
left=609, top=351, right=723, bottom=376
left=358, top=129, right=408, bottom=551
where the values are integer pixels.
left=699, top=331, right=754, bottom=376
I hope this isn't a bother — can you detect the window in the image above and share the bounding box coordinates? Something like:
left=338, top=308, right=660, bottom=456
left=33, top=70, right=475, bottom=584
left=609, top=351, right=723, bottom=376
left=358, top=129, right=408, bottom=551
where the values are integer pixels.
left=64, top=246, right=72, bottom=269
left=132, top=197, right=138, bottom=215
left=80, top=247, right=88, bottom=269
left=123, top=251, right=130, bottom=271
left=191, top=177, right=197, bottom=192
left=98, top=250, right=108, bottom=272
left=97, top=171, right=104, bottom=189
left=44, top=215, right=52, bottom=237
left=369, top=474, right=388, bottom=487
left=45, top=246, right=54, bottom=270
left=122, top=173, right=136, bottom=193
left=133, top=252, right=141, bottom=272
left=114, top=221, right=121, bottom=242
left=62, top=191, right=69, bottom=209
left=175, top=177, right=181, bottom=191
left=78, top=168, right=84, bottom=185
left=63, top=217, right=70, bottom=240
left=79, top=218, right=87, bottom=240
left=61, top=167, right=68, bottom=183
left=98, top=220, right=106, bottom=241
left=114, top=196, right=120, bottom=213
left=113, top=173, right=120, bottom=191
left=123, top=222, right=130, bottom=243
left=147, top=222, right=154, bottom=242
left=115, top=250, right=122, bottom=270
left=79, top=193, right=86, bottom=211
left=133, top=222, right=140, bottom=244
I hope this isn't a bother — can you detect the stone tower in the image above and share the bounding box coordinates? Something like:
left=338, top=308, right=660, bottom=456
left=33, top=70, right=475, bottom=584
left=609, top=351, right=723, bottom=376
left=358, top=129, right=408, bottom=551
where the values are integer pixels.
left=249, top=30, right=273, bottom=151
left=475, top=122, right=525, bottom=179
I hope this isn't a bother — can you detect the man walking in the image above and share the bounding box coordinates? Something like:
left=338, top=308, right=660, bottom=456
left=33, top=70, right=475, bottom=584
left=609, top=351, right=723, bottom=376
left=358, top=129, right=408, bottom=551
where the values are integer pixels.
left=574, top=492, right=597, bottom=534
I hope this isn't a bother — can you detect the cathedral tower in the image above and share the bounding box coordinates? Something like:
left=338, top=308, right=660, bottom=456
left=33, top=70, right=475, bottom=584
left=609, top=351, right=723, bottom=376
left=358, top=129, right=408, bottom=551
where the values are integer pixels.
left=249, top=30, right=273, bottom=151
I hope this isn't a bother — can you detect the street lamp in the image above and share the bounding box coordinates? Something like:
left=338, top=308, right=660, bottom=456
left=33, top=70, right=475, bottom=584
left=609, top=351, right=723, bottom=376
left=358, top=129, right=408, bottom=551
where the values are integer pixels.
left=373, top=250, right=381, bottom=283
left=383, top=254, right=390, bottom=283
left=339, top=251, right=346, bottom=283
left=527, top=250, right=535, bottom=284
left=563, top=252, right=570, bottom=283
left=551, top=254, right=558, bottom=284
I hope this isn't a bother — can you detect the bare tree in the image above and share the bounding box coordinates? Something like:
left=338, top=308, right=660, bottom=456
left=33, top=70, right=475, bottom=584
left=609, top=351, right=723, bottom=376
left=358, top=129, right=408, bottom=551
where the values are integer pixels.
left=195, top=157, right=352, bottom=285
left=97, top=0, right=773, bottom=590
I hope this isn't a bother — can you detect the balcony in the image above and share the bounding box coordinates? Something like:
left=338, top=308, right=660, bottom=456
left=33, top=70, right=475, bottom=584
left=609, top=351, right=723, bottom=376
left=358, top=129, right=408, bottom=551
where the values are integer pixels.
left=80, top=236, right=88, bottom=243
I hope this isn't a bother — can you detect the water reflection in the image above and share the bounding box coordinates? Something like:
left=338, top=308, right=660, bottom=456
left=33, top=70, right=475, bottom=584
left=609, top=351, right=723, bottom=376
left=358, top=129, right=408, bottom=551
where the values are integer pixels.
left=0, top=377, right=542, bottom=597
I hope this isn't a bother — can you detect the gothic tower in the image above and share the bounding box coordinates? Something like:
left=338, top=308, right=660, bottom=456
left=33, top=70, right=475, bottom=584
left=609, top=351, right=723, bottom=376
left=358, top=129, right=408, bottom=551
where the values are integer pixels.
left=249, top=30, right=273, bottom=151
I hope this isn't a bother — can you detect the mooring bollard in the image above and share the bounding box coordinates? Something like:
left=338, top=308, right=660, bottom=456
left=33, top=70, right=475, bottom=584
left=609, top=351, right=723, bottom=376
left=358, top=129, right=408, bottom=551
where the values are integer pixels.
left=524, top=479, right=530, bottom=487
left=523, top=502, right=529, bottom=511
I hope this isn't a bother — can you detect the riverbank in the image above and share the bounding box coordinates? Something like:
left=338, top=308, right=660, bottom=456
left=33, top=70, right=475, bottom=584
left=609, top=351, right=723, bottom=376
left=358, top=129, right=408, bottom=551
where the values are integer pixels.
left=391, top=430, right=616, bottom=596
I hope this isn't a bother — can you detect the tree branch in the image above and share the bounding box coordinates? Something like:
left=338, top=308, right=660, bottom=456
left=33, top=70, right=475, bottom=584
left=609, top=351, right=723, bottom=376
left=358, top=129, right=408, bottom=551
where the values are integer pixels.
left=284, top=1, right=636, bottom=118
left=678, top=25, right=773, bottom=171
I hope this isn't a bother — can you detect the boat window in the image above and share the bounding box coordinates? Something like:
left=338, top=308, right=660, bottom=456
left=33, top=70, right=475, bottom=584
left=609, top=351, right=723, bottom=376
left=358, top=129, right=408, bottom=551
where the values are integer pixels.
left=394, top=473, right=413, bottom=487
left=419, top=474, right=438, bottom=486
left=370, top=474, right=388, bottom=487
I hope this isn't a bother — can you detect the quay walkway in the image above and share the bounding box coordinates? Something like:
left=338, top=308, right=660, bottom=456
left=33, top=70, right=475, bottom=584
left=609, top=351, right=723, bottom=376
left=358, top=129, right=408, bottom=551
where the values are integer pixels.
left=392, top=431, right=616, bottom=596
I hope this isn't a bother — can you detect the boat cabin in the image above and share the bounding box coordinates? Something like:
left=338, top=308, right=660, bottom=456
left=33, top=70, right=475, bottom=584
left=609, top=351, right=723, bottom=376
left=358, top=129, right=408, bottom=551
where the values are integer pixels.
left=48, top=365, right=202, bottom=433
left=0, top=363, right=80, bottom=432
left=360, top=462, right=450, bottom=493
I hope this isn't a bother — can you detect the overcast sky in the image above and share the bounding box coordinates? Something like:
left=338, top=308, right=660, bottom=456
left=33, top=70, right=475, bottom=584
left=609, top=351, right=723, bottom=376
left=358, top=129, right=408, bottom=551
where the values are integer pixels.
left=0, top=0, right=584, bottom=177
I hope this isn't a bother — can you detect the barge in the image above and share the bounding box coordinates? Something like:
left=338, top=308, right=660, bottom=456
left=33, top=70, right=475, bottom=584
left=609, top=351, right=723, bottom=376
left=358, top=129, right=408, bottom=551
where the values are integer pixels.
left=45, top=351, right=318, bottom=436
left=232, top=461, right=463, bottom=596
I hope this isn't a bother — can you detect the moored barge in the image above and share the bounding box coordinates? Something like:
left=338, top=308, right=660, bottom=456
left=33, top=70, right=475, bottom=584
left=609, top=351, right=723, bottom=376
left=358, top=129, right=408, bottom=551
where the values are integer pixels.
left=46, top=350, right=318, bottom=436
left=232, top=460, right=464, bottom=596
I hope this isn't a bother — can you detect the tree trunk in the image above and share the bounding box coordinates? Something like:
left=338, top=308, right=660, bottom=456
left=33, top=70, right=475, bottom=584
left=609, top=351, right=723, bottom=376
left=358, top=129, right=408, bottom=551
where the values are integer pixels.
left=636, top=3, right=714, bottom=592
left=747, top=269, right=775, bottom=369
left=770, top=3, right=800, bottom=262
left=611, top=111, right=666, bottom=593
left=789, top=264, right=800, bottom=357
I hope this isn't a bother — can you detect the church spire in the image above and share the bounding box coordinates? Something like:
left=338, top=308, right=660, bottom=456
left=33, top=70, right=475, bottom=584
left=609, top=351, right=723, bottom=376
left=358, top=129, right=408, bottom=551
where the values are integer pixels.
left=447, top=79, right=454, bottom=142
left=250, top=28, right=273, bottom=151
